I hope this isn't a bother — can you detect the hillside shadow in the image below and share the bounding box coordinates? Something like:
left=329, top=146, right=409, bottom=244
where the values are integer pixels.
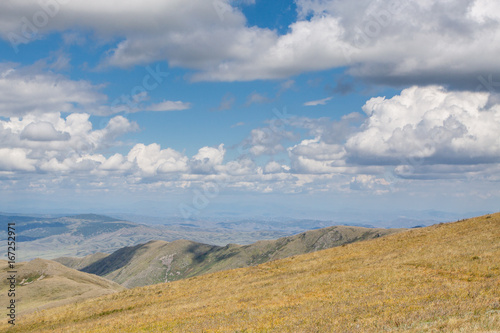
left=81, top=243, right=143, bottom=276
left=187, top=243, right=239, bottom=265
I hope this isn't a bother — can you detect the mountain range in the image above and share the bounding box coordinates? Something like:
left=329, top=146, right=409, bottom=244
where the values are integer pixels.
left=55, top=225, right=403, bottom=288
left=3, top=213, right=498, bottom=332
left=1, top=212, right=429, bottom=262
left=0, top=214, right=294, bottom=261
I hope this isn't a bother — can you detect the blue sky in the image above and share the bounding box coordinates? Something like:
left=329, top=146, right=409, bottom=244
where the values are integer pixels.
left=0, top=0, right=499, bottom=222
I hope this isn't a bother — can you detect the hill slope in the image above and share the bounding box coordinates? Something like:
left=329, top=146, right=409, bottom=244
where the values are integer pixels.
left=58, top=225, right=402, bottom=288
left=54, top=252, right=110, bottom=270
left=0, top=259, right=124, bottom=317
left=8, top=213, right=500, bottom=332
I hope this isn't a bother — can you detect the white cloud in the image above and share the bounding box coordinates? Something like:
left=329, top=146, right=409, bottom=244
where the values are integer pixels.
left=349, top=174, right=389, bottom=192
left=303, top=96, right=333, bottom=106
left=0, top=65, right=107, bottom=117
left=193, top=15, right=347, bottom=81
left=0, top=83, right=499, bottom=197
left=0, top=64, right=191, bottom=117
left=189, top=144, right=226, bottom=174
left=231, top=122, right=245, bottom=128
left=245, top=92, right=271, bottom=106
left=289, top=113, right=364, bottom=144
left=3, top=0, right=499, bottom=86
left=264, top=161, right=289, bottom=174
left=215, top=93, right=236, bottom=111
left=127, top=143, right=188, bottom=177
left=100, top=153, right=132, bottom=172
left=279, top=79, right=295, bottom=92
left=346, top=86, right=500, bottom=166
left=223, top=158, right=258, bottom=176
left=0, top=112, right=138, bottom=175
left=288, top=138, right=347, bottom=174
left=244, top=127, right=297, bottom=156
left=0, top=148, right=36, bottom=171
left=145, top=100, right=191, bottom=112
left=20, top=121, right=70, bottom=141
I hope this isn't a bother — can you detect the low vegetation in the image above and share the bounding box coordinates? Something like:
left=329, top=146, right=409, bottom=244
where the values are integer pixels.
left=3, top=213, right=499, bottom=332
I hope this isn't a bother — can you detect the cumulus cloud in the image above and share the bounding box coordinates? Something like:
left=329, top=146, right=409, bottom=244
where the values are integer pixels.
left=244, top=127, right=297, bottom=156
left=0, top=148, right=36, bottom=172
left=127, top=143, right=188, bottom=177
left=346, top=85, right=500, bottom=166
left=264, top=161, right=290, bottom=174
left=289, top=113, right=364, bottom=144
left=20, top=122, right=70, bottom=141
left=286, top=86, right=500, bottom=180
left=349, top=174, right=389, bottom=192
left=100, top=153, right=133, bottom=172
left=0, top=112, right=138, bottom=172
left=288, top=138, right=347, bottom=174
left=189, top=144, right=226, bottom=174
left=1, top=84, right=499, bottom=196
left=223, top=157, right=258, bottom=176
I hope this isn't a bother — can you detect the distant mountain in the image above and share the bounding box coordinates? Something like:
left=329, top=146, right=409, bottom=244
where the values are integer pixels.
left=0, top=214, right=291, bottom=261
left=57, top=225, right=404, bottom=288
left=0, top=258, right=124, bottom=316
left=0, top=214, right=148, bottom=261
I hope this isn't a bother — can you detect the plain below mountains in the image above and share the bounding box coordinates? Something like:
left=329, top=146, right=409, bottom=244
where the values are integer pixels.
left=55, top=225, right=404, bottom=288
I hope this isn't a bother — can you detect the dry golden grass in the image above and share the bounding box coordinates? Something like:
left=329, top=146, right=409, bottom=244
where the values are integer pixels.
left=0, top=259, right=124, bottom=317
left=3, top=213, right=500, bottom=332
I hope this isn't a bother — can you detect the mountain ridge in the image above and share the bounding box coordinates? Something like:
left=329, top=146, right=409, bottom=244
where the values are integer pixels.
left=56, top=225, right=404, bottom=288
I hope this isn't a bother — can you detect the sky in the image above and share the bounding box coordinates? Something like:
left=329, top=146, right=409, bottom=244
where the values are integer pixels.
left=0, top=0, right=499, bottom=222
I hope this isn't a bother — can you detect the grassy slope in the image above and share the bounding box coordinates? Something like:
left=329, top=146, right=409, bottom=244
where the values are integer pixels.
left=4, top=213, right=499, bottom=332
left=83, top=240, right=218, bottom=288
left=0, top=259, right=125, bottom=317
left=70, top=225, right=401, bottom=288
left=54, top=252, right=110, bottom=270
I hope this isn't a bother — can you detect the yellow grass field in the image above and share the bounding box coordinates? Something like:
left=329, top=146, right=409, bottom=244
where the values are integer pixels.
left=3, top=213, right=500, bottom=332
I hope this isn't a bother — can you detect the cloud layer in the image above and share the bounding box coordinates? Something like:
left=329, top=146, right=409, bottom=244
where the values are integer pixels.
left=0, top=64, right=191, bottom=116
left=2, top=0, right=500, bottom=86
left=1, top=86, right=498, bottom=199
